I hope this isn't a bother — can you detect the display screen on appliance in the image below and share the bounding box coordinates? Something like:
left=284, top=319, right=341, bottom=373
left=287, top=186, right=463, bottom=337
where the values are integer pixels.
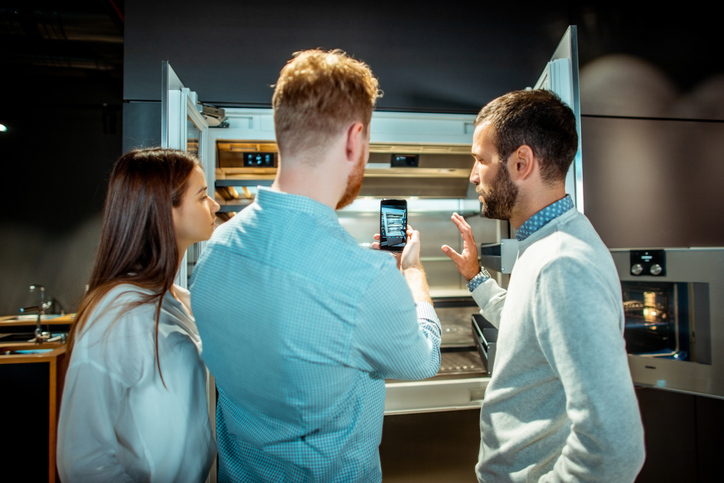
left=243, top=152, right=275, bottom=168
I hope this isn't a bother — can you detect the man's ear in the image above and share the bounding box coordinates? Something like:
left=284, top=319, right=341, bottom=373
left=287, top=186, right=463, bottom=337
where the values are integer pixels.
left=507, top=145, right=536, bottom=181
left=345, top=122, right=365, bottom=162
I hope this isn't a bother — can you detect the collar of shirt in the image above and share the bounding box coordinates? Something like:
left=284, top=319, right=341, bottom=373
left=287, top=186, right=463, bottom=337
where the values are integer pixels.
left=256, top=186, right=338, bottom=223
left=515, top=194, right=574, bottom=242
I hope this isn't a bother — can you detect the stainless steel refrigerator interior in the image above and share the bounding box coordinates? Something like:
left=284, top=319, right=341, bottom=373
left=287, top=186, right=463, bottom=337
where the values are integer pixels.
left=159, top=26, right=584, bottom=415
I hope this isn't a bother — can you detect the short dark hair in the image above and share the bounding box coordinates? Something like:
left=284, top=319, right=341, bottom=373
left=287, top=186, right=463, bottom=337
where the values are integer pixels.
left=475, top=89, right=578, bottom=184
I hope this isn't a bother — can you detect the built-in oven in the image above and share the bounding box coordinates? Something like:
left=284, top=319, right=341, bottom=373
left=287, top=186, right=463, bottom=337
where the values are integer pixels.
left=611, top=248, right=724, bottom=399
left=622, top=280, right=700, bottom=361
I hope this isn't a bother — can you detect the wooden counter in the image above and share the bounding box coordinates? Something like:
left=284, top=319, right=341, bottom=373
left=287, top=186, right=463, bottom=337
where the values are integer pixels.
left=0, top=313, right=75, bottom=327
left=0, top=341, right=68, bottom=482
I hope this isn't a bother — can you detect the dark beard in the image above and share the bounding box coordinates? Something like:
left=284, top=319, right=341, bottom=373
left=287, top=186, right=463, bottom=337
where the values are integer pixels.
left=477, top=162, right=518, bottom=220
left=336, top=151, right=366, bottom=210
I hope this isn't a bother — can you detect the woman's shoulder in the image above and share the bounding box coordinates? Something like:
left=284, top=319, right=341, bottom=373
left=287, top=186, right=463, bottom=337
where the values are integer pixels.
left=80, top=284, right=157, bottom=338
left=100, top=282, right=155, bottom=311
left=71, top=284, right=160, bottom=382
left=104, top=282, right=155, bottom=301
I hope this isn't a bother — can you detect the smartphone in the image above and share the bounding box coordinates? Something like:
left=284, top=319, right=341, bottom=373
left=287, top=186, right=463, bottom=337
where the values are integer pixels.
left=380, top=199, right=407, bottom=252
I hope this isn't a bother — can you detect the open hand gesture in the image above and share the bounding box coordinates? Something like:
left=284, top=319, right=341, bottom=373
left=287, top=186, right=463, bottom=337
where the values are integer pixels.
left=441, top=212, right=481, bottom=281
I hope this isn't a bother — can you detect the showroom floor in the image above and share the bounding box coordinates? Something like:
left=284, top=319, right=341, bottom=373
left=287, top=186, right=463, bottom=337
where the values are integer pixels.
left=379, top=408, right=481, bottom=482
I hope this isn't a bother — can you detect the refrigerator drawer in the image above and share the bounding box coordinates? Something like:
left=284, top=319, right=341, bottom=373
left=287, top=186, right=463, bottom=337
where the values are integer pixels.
left=384, top=377, right=489, bottom=415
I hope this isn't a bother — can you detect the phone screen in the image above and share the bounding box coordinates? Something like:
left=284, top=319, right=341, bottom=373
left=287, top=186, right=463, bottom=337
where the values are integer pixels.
left=380, top=199, right=407, bottom=251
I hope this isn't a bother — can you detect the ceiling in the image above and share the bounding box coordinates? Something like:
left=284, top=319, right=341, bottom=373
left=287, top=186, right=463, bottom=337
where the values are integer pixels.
left=0, top=1, right=124, bottom=104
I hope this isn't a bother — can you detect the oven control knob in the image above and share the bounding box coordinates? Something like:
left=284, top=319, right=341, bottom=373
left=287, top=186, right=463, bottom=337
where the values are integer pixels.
left=650, top=263, right=663, bottom=276
left=631, top=263, right=643, bottom=275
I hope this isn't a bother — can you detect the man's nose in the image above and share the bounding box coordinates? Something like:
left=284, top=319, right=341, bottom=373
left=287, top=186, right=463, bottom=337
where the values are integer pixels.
left=469, top=162, right=479, bottom=185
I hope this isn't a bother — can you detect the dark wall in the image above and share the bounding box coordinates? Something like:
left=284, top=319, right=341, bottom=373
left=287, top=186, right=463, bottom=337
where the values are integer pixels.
left=582, top=117, right=724, bottom=248
left=579, top=52, right=724, bottom=248
left=122, top=1, right=724, bottom=249
left=122, top=2, right=723, bottom=109
left=0, top=2, right=124, bottom=314
left=123, top=0, right=572, bottom=110
left=634, top=387, right=724, bottom=482
left=0, top=77, right=122, bottom=315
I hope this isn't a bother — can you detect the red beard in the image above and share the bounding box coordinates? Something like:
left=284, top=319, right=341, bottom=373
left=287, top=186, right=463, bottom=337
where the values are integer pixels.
left=336, top=150, right=366, bottom=210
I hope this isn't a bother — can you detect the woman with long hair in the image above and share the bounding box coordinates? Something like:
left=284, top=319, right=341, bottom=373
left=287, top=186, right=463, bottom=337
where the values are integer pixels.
left=57, top=148, right=219, bottom=482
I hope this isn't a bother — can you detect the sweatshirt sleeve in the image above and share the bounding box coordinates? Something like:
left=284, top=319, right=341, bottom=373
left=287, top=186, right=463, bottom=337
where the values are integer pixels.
left=471, top=276, right=508, bottom=329
left=534, top=257, right=645, bottom=483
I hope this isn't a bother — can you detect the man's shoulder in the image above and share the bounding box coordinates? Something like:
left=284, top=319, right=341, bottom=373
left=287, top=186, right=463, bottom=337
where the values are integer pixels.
left=196, top=203, right=396, bottom=285
left=532, top=217, right=619, bottom=293
left=208, top=204, right=261, bottom=245
left=520, top=211, right=616, bottom=280
left=559, top=212, right=613, bottom=265
left=207, top=200, right=340, bottom=249
left=530, top=210, right=607, bottom=255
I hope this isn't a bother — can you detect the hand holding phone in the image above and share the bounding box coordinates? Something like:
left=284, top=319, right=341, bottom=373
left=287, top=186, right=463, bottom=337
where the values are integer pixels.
left=379, top=199, right=407, bottom=252
left=398, top=225, right=424, bottom=271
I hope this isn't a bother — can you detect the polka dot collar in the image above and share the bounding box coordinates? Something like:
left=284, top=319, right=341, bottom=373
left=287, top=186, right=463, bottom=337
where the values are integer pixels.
left=516, top=195, right=574, bottom=242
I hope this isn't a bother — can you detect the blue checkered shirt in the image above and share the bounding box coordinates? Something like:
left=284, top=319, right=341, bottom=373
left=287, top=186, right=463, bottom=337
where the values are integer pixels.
left=468, top=195, right=575, bottom=292
left=190, top=187, right=441, bottom=482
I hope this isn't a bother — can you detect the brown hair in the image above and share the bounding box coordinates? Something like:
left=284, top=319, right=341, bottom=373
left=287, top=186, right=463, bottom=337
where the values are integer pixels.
left=475, top=89, right=578, bottom=184
left=272, top=49, right=381, bottom=158
left=67, top=148, right=200, bottom=385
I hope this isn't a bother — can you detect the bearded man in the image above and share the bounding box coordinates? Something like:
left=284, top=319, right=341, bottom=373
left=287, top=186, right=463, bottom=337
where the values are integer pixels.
left=443, top=89, right=645, bottom=482
left=190, top=49, right=441, bottom=482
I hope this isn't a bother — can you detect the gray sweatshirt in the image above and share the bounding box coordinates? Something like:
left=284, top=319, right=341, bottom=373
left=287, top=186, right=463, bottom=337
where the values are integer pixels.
left=472, top=209, right=645, bottom=482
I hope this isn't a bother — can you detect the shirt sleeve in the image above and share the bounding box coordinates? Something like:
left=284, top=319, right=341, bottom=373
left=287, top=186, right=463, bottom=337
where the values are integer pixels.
left=534, top=257, right=645, bottom=482
left=57, top=305, right=147, bottom=482
left=349, top=259, right=441, bottom=380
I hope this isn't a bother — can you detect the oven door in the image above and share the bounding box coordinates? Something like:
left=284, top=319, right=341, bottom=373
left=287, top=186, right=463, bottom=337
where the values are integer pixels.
left=611, top=248, right=724, bottom=400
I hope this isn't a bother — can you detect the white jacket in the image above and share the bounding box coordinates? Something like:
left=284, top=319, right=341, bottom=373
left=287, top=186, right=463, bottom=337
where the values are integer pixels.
left=57, top=284, right=216, bottom=482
